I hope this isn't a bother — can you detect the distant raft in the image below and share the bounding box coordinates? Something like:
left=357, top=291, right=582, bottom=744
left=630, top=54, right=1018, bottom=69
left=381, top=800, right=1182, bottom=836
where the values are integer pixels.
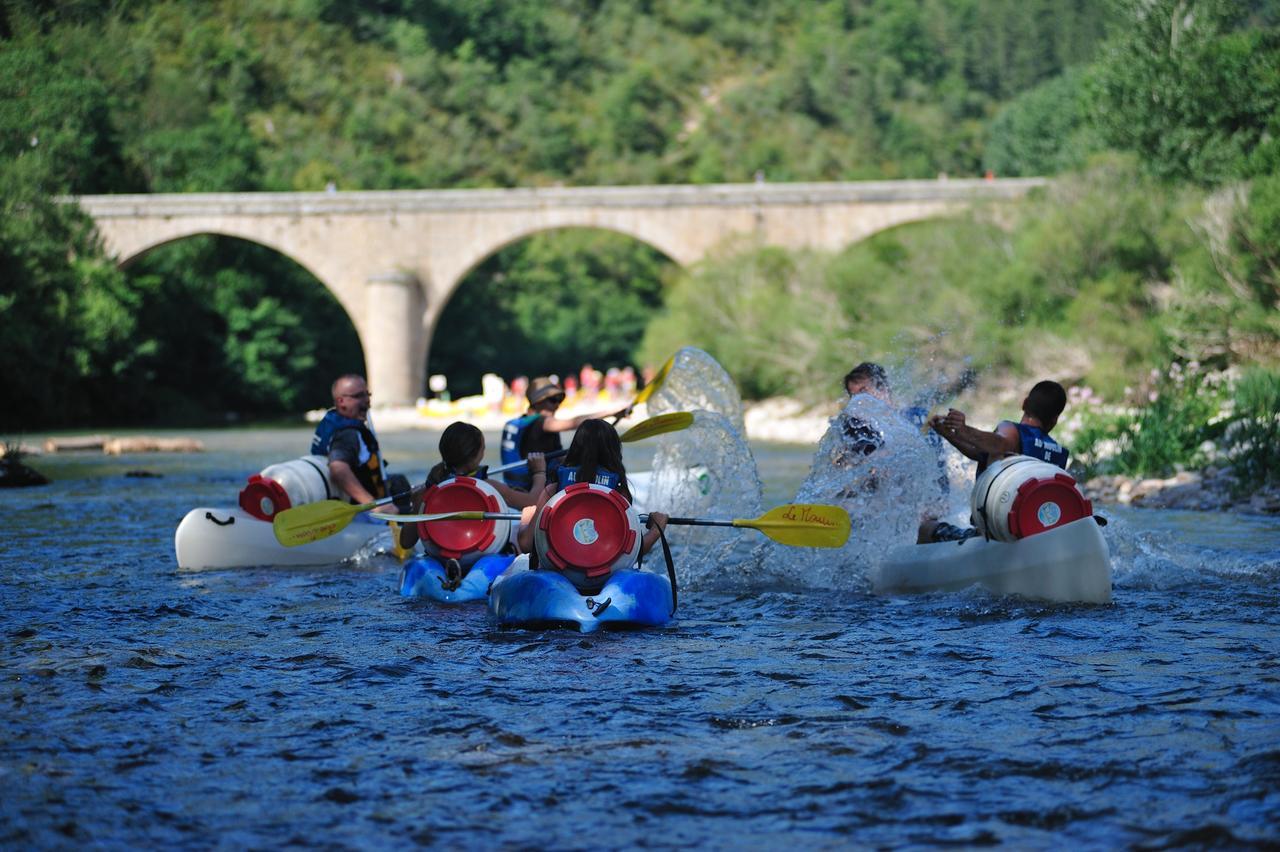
left=487, top=555, right=675, bottom=632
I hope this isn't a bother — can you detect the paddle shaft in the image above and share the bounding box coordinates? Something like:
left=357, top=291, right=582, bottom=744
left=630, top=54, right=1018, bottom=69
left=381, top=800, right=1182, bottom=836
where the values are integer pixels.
left=486, top=448, right=566, bottom=476
left=659, top=516, right=736, bottom=528
left=376, top=513, right=763, bottom=527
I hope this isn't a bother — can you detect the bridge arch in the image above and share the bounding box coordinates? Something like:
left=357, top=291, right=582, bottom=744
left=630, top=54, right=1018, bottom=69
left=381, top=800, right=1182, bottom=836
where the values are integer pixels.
left=434, top=220, right=682, bottom=321
left=427, top=225, right=677, bottom=395
left=114, top=231, right=364, bottom=417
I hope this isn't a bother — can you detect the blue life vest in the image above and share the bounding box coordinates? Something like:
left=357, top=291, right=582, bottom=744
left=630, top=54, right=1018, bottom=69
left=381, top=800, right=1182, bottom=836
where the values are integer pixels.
left=311, top=410, right=370, bottom=455
left=310, top=409, right=386, bottom=497
left=556, top=465, right=622, bottom=491
left=500, top=413, right=563, bottom=488
left=1016, top=423, right=1069, bottom=468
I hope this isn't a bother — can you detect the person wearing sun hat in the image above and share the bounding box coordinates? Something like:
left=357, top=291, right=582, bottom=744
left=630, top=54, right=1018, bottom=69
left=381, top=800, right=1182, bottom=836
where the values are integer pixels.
left=498, top=376, right=631, bottom=489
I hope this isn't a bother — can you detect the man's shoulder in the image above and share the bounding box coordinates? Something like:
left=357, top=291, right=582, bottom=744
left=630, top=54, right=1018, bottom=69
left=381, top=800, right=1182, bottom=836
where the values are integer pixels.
left=327, top=428, right=361, bottom=460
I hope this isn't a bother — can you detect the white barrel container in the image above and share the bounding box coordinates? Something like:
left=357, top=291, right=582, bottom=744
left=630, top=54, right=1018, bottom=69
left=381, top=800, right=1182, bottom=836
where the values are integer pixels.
left=970, top=455, right=1092, bottom=542
left=534, top=482, right=643, bottom=593
left=238, top=455, right=335, bottom=521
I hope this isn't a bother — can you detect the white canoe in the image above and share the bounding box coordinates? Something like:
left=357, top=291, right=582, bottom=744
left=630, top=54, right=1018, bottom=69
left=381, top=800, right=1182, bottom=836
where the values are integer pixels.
left=174, top=506, right=384, bottom=570
left=873, top=517, right=1112, bottom=604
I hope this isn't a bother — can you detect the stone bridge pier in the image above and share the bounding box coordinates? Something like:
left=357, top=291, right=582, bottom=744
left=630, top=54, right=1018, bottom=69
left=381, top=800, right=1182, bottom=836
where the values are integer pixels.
left=76, top=179, right=1044, bottom=405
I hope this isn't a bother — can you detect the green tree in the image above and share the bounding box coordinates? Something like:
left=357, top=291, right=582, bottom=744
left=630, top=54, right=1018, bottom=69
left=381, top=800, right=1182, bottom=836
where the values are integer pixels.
left=1090, top=0, right=1280, bottom=184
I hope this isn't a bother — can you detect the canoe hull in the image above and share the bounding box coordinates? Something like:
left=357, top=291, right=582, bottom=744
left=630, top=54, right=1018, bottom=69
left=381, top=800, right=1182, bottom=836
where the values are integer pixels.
left=874, top=517, right=1112, bottom=604
left=488, top=555, right=674, bottom=632
left=399, top=554, right=516, bottom=602
left=174, top=506, right=381, bottom=570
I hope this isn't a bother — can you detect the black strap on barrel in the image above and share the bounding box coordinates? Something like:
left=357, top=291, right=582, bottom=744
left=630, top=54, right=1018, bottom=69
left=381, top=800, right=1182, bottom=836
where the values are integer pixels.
left=638, top=521, right=678, bottom=615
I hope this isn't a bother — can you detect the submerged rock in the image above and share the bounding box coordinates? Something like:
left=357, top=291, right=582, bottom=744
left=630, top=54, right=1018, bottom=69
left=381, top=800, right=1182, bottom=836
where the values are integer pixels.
left=0, top=457, right=50, bottom=487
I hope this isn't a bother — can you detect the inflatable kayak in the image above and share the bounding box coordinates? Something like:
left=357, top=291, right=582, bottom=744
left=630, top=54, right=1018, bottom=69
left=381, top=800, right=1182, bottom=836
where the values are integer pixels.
left=874, top=517, right=1112, bottom=603
left=487, top=555, right=675, bottom=632
left=174, top=506, right=384, bottom=570
left=873, top=455, right=1112, bottom=604
left=399, top=553, right=517, bottom=602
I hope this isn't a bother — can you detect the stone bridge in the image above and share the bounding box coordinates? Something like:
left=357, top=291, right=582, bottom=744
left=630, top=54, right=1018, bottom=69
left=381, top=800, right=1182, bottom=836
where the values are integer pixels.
left=76, top=178, right=1044, bottom=404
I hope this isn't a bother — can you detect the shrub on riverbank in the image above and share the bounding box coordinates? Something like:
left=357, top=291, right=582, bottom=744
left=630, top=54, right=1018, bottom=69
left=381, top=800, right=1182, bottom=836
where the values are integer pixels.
left=1069, top=365, right=1280, bottom=493
left=1224, top=368, right=1280, bottom=490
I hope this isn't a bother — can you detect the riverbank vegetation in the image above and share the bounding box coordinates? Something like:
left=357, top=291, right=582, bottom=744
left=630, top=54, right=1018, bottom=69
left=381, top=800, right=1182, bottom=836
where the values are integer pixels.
left=2, top=0, right=1278, bottom=478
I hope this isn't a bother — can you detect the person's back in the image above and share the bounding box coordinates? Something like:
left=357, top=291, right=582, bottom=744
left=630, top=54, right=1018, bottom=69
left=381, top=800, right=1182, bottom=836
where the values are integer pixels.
left=918, top=379, right=1070, bottom=543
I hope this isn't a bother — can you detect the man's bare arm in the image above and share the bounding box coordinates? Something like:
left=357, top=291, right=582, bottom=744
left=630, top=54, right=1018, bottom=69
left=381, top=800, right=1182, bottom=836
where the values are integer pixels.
left=329, top=460, right=396, bottom=512
left=930, top=412, right=1021, bottom=463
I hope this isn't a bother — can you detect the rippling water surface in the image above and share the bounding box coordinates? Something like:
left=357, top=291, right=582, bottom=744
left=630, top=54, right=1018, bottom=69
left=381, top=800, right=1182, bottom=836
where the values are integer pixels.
left=3, top=428, right=1279, bottom=848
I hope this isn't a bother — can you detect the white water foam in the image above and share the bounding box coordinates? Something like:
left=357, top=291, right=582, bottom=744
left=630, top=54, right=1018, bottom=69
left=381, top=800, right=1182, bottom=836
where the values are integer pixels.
left=646, top=347, right=746, bottom=435
left=647, top=409, right=765, bottom=585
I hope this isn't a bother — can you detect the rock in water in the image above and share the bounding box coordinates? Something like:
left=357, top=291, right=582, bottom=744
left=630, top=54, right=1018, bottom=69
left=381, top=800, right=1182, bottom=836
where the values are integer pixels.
left=0, top=457, right=50, bottom=487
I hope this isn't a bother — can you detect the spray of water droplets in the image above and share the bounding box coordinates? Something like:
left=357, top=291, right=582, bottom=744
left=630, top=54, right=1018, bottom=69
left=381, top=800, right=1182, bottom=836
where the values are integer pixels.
left=645, top=347, right=746, bottom=435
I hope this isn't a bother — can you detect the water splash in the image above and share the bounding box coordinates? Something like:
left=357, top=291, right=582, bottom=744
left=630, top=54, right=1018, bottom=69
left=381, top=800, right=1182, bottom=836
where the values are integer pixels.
left=747, top=394, right=952, bottom=591
left=646, top=347, right=746, bottom=435
left=647, top=410, right=764, bottom=586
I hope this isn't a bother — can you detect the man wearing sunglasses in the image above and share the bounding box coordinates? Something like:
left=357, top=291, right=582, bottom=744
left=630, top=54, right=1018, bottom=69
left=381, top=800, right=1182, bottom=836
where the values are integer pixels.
left=310, top=374, right=406, bottom=512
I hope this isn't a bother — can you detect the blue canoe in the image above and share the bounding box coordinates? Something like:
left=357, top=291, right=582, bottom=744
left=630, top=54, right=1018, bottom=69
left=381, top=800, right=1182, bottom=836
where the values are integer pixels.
left=488, top=555, right=675, bottom=632
left=399, top=553, right=517, bottom=602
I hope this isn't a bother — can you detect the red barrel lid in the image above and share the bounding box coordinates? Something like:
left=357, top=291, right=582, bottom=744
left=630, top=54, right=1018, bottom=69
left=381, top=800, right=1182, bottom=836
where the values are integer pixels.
left=538, top=483, right=637, bottom=574
left=418, top=477, right=501, bottom=558
left=1008, top=473, right=1092, bottom=538
left=238, top=474, right=291, bottom=521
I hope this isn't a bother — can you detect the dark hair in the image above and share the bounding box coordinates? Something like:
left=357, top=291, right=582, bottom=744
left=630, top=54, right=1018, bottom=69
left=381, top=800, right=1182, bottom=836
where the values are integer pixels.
left=1024, top=380, right=1067, bottom=428
left=426, top=421, right=484, bottom=486
left=843, top=362, right=888, bottom=392
left=562, top=419, right=631, bottom=502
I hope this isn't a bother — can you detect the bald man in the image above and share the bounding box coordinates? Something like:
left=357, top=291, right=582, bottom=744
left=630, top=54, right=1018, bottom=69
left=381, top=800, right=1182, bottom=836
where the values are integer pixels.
left=310, top=374, right=403, bottom=511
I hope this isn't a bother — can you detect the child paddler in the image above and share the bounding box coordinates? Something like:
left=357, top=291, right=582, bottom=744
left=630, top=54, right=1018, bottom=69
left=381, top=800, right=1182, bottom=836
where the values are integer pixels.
left=516, top=419, right=668, bottom=594
left=499, top=377, right=631, bottom=491
left=397, top=421, right=545, bottom=553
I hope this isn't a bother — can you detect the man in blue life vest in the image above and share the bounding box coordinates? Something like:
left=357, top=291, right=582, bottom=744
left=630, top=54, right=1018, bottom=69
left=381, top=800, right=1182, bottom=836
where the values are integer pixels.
left=917, top=379, right=1070, bottom=543
left=500, top=376, right=630, bottom=490
left=310, top=374, right=408, bottom=512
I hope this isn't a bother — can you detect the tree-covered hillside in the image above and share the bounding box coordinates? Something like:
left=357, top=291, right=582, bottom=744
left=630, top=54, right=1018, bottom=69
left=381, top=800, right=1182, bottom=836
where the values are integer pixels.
left=2, top=0, right=1277, bottom=430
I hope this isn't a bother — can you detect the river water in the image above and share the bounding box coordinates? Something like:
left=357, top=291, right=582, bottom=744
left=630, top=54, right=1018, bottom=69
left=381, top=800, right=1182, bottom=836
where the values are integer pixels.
left=2, top=427, right=1279, bottom=848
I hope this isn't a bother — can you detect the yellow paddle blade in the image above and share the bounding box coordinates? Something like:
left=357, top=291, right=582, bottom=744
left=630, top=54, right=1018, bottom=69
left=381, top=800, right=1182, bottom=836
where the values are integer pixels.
left=272, top=498, right=370, bottom=547
left=620, top=411, right=695, bottom=443
left=734, top=504, right=851, bottom=548
left=388, top=521, right=412, bottom=561
left=633, top=353, right=676, bottom=406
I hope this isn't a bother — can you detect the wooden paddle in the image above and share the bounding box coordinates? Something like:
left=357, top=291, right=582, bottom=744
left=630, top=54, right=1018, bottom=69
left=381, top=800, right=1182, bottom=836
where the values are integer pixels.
left=378, top=503, right=852, bottom=549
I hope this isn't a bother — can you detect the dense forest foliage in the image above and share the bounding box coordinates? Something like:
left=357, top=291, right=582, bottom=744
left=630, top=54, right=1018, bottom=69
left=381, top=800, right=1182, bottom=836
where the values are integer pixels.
left=1, top=0, right=1278, bottom=431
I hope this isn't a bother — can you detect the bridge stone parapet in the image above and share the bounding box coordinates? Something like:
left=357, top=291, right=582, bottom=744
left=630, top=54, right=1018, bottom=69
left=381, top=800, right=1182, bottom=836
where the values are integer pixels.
left=76, top=178, right=1045, bottom=405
